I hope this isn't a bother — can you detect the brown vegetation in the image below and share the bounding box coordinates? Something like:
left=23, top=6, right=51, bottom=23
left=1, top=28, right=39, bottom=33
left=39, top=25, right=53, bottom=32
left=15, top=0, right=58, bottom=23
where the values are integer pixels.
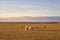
left=0, top=22, right=60, bottom=40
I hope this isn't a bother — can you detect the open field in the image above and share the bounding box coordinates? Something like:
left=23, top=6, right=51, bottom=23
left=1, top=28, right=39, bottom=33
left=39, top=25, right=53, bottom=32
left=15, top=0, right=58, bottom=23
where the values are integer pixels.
left=0, top=22, right=60, bottom=40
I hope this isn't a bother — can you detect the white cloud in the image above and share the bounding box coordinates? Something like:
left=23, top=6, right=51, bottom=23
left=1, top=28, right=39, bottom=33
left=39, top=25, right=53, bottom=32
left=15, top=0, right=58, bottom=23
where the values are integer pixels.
left=0, top=1, right=60, bottom=18
left=0, top=3, right=36, bottom=8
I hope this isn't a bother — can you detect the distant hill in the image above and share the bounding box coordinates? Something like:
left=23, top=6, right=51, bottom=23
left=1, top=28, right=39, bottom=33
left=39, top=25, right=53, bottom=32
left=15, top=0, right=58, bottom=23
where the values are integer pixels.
left=0, top=16, right=60, bottom=22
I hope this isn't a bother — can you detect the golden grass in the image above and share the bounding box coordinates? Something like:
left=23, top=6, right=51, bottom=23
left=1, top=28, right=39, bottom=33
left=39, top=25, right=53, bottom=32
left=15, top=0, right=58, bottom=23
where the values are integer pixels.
left=0, top=22, right=60, bottom=40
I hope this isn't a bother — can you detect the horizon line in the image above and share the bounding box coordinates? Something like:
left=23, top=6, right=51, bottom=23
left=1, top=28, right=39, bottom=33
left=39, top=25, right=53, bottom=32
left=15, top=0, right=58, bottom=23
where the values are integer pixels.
left=0, top=16, right=60, bottom=19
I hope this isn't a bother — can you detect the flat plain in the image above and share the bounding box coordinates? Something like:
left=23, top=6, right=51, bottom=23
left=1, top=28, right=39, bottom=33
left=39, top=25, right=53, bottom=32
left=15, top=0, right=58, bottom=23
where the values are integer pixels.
left=0, top=22, right=60, bottom=40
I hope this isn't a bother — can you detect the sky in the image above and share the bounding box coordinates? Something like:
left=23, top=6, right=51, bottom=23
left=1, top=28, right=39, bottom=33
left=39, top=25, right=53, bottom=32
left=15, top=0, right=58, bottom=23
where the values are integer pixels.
left=0, top=0, right=60, bottom=18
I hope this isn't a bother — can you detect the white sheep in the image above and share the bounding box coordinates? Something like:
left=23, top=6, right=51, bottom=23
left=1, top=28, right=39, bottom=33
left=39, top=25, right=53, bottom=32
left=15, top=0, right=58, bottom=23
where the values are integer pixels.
left=25, top=25, right=28, bottom=30
left=28, top=26, right=38, bottom=30
left=25, top=25, right=38, bottom=31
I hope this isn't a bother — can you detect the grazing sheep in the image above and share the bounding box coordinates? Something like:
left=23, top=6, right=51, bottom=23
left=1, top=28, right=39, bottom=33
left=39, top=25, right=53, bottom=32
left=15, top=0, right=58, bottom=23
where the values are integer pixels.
left=25, top=25, right=29, bottom=30
left=25, top=25, right=38, bottom=31
left=28, top=26, right=33, bottom=30
left=28, top=26, right=38, bottom=30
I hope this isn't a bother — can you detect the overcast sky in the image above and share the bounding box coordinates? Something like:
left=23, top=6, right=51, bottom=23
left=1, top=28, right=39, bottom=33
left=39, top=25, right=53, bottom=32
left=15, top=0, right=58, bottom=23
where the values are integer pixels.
left=0, top=0, right=60, bottom=18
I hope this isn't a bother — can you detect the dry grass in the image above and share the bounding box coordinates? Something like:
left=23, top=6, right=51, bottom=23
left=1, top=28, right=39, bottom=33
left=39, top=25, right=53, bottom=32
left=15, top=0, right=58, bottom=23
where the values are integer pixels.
left=0, top=22, right=60, bottom=40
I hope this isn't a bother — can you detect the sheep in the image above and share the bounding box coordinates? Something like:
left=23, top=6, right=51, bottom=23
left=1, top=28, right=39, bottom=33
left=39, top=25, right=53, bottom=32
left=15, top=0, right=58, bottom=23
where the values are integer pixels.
left=28, top=26, right=38, bottom=30
left=28, top=26, right=33, bottom=30
left=25, top=25, right=38, bottom=31
left=25, top=25, right=29, bottom=30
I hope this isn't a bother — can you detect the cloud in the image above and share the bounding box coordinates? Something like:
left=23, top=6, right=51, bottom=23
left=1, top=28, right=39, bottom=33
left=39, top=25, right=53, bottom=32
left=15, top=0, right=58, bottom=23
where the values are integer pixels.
left=0, top=1, right=60, bottom=10
left=0, top=0, right=60, bottom=18
left=0, top=3, right=36, bottom=8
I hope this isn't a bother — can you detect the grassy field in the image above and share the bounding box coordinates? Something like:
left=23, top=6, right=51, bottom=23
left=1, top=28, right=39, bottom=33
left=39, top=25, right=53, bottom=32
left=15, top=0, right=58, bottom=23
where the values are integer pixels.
left=0, top=22, right=60, bottom=40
